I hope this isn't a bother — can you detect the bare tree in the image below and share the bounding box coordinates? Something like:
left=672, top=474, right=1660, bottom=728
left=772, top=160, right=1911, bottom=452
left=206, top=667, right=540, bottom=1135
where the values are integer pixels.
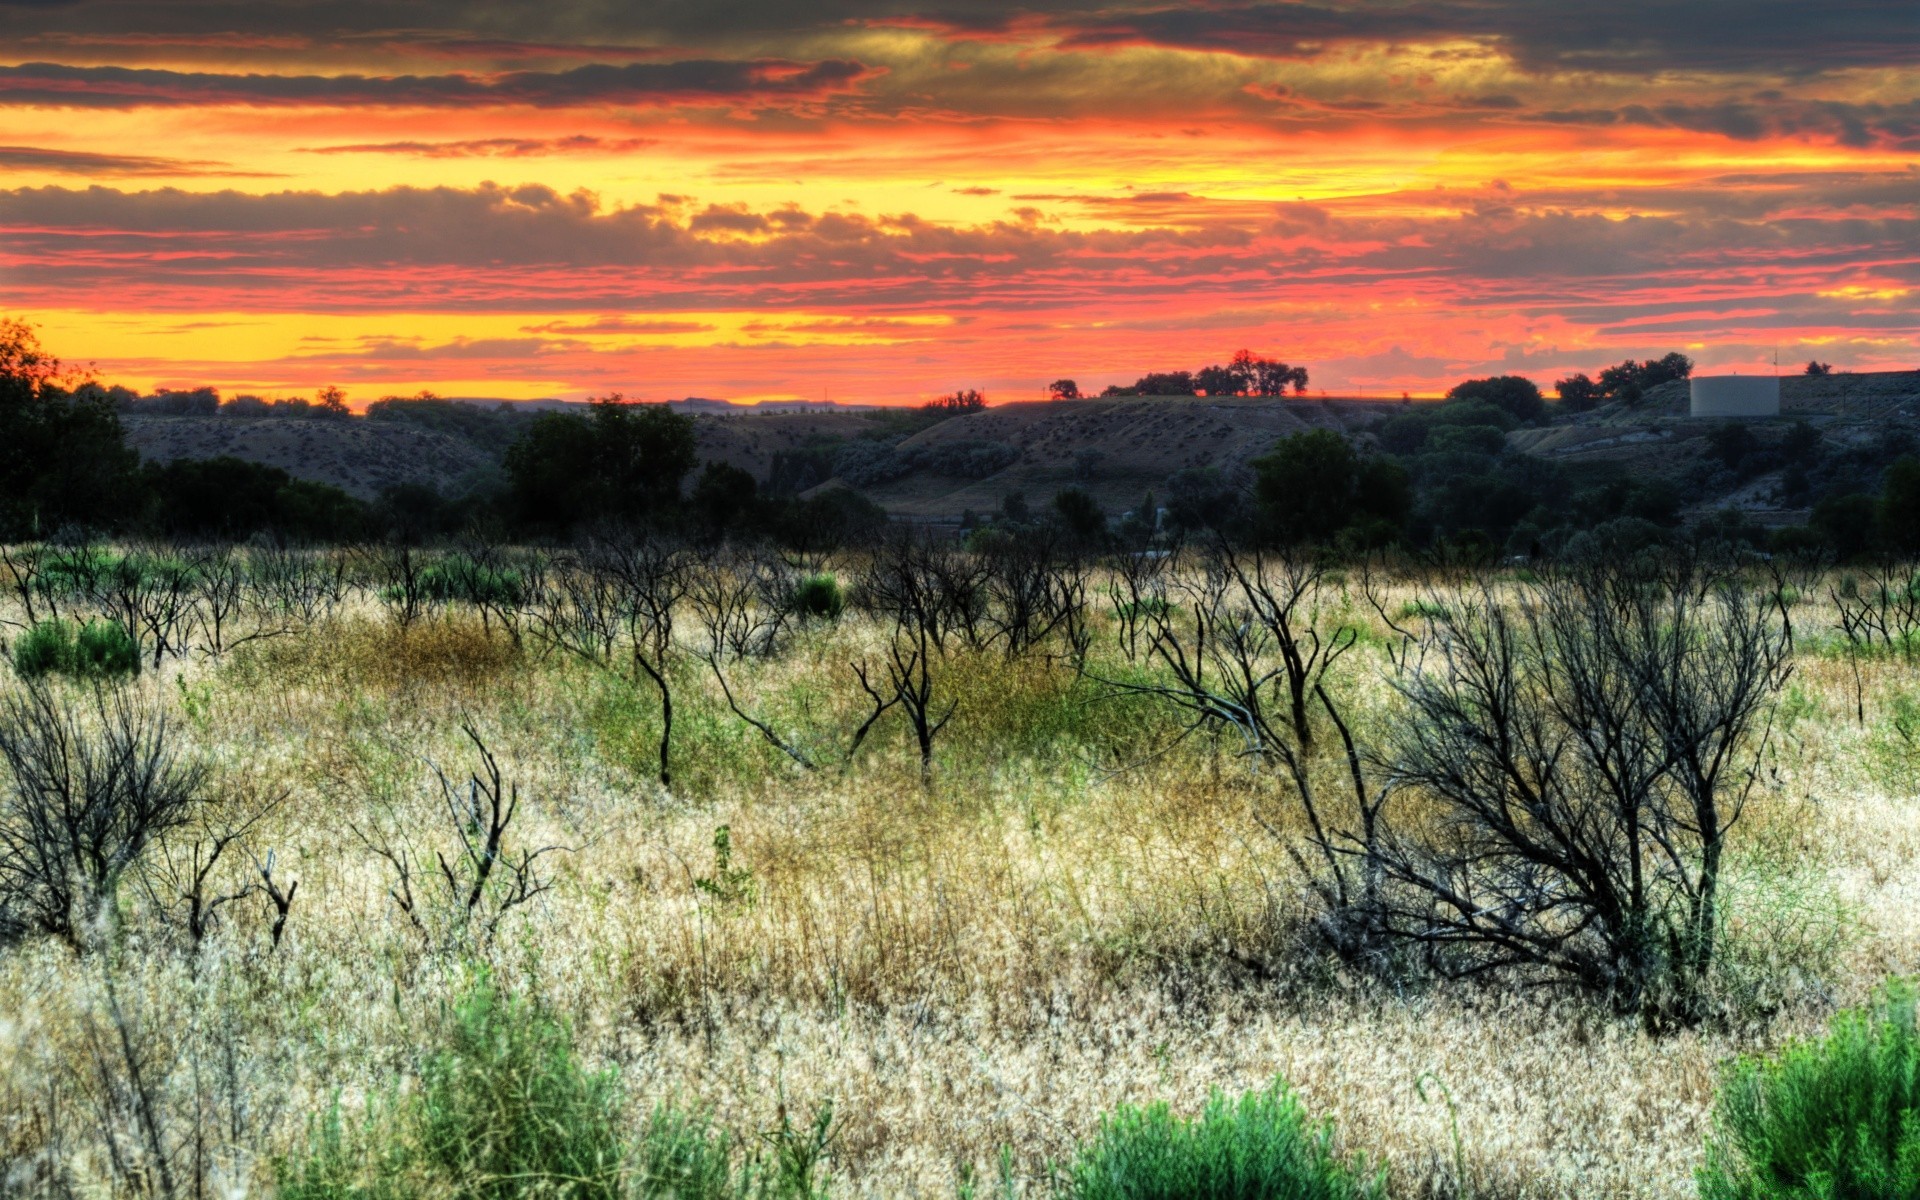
left=0, top=685, right=208, bottom=950
left=1368, top=560, right=1791, bottom=1024
left=594, top=536, right=692, bottom=788
left=354, top=724, right=561, bottom=946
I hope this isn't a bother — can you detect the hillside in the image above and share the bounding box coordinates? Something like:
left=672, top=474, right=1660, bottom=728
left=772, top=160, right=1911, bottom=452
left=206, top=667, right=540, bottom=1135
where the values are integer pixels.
left=1506, top=370, right=1920, bottom=524
left=826, top=396, right=1392, bottom=519
left=120, top=372, right=1920, bottom=527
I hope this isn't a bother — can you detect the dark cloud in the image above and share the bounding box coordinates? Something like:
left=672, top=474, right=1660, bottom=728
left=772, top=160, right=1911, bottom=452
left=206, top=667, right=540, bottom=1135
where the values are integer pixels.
left=0, top=58, right=877, bottom=108
left=3, top=1, right=1910, bottom=76
left=3, top=182, right=1913, bottom=339
left=1527, top=99, right=1920, bottom=150
left=302, top=135, right=658, bottom=157
left=0, top=144, right=264, bottom=174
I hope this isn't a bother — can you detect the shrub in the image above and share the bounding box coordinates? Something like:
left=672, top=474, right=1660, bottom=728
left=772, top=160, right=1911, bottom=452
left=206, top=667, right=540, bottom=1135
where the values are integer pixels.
left=12, top=619, right=140, bottom=682
left=277, top=970, right=626, bottom=1200
left=790, top=573, right=845, bottom=621
left=11, top=619, right=72, bottom=678
left=73, top=619, right=139, bottom=679
left=1699, top=981, right=1920, bottom=1199
left=415, top=558, right=525, bottom=607
left=415, top=973, right=626, bottom=1200
left=1063, top=1078, right=1384, bottom=1200
left=0, top=684, right=204, bottom=947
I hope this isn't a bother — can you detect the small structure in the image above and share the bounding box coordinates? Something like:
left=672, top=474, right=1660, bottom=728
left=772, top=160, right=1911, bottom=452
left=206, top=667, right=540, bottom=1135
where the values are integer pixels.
left=1690, top=375, right=1780, bottom=418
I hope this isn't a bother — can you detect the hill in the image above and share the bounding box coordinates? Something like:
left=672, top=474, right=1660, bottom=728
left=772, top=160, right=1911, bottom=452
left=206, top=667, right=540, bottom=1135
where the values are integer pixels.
left=832, top=396, right=1390, bottom=519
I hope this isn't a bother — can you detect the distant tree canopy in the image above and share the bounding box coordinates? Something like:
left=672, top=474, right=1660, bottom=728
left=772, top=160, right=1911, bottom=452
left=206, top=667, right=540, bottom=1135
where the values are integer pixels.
left=0, top=319, right=141, bottom=539
left=503, top=395, right=698, bottom=532
left=144, top=456, right=369, bottom=540
left=1805, top=360, right=1834, bottom=376
left=926, top=389, right=986, bottom=414
left=1596, top=352, right=1694, bottom=405
left=1101, top=350, right=1308, bottom=397
left=1048, top=379, right=1082, bottom=400
left=1251, top=428, right=1408, bottom=547
left=1554, top=373, right=1605, bottom=411
left=1444, top=375, right=1547, bottom=424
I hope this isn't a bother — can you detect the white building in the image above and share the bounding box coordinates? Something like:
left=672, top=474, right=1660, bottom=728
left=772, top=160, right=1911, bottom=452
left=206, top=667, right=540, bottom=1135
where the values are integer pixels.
left=1690, top=375, right=1780, bottom=418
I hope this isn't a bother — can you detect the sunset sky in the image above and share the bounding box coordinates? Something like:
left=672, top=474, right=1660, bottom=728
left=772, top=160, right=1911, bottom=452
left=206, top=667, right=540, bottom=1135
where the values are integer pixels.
left=2, top=1, right=1916, bottom=405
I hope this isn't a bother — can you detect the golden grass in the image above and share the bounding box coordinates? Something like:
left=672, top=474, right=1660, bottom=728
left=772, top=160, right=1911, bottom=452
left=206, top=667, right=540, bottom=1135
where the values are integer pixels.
left=0, top=581, right=1915, bottom=1197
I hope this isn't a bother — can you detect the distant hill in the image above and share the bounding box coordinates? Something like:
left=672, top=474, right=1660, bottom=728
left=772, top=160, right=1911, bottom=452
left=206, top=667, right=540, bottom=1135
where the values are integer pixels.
left=120, top=372, right=1920, bottom=524
left=832, top=396, right=1391, bottom=519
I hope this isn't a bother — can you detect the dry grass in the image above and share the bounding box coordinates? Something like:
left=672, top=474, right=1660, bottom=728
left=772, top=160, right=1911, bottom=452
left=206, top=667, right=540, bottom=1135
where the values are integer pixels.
left=0, top=576, right=1914, bottom=1198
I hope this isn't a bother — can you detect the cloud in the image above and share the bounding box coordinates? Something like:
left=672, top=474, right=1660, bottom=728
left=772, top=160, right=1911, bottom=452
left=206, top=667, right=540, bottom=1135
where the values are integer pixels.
left=0, top=58, right=878, bottom=108
left=302, top=135, right=659, bottom=157
left=0, top=144, right=267, bottom=175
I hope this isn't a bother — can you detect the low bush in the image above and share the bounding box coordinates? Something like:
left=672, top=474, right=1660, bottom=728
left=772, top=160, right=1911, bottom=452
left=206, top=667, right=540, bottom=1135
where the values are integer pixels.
left=278, top=970, right=625, bottom=1200
left=1699, top=981, right=1920, bottom=1199
left=790, top=574, right=845, bottom=621
left=10, top=618, right=138, bottom=681
left=1062, top=1078, right=1384, bottom=1200
left=277, top=971, right=834, bottom=1199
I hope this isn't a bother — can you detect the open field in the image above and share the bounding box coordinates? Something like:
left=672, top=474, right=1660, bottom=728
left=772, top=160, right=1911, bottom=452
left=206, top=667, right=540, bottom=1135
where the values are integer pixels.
left=0, top=543, right=1916, bottom=1197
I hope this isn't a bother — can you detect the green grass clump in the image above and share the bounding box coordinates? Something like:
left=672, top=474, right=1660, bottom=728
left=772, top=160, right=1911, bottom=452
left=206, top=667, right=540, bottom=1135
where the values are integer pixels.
left=1699, top=981, right=1920, bottom=1199
left=277, top=970, right=625, bottom=1200
left=11, top=618, right=139, bottom=681
left=277, top=970, right=834, bottom=1200
left=1063, top=1078, right=1384, bottom=1200
left=790, top=574, right=845, bottom=621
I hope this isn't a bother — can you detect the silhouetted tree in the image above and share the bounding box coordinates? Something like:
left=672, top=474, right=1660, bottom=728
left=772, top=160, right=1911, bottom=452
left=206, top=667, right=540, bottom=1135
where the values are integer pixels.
left=1805, top=361, right=1834, bottom=376
left=1446, top=375, right=1546, bottom=424
left=1047, top=379, right=1081, bottom=400
left=926, top=389, right=985, bottom=414
left=1555, top=373, right=1604, bottom=411
left=0, top=319, right=141, bottom=539
left=503, top=395, right=697, bottom=532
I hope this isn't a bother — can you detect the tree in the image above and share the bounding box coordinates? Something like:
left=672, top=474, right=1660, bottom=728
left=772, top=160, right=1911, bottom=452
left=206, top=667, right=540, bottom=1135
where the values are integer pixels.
left=315, top=384, right=350, bottom=417
left=1555, top=373, right=1604, bottom=411
left=926, top=389, right=985, bottom=414
left=1707, top=422, right=1759, bottom=471
left=1251, top=429, right=1360, bottom=547
left=502, top=395, right=697, bottom=532
left=0, top=319, right=141, bottom=539
left=1804, top=360, right=1834, bottom=376
left=1047, top=379, right=1082, bottom=400
left=1371, top=560, right=1789, bottom=1024
left=1446, top=375, right=1545, bottom=424
left=1195, top=364, right=1243, bottom=396
left=1132, top=371, right=1196, bottom=396
left=1879, top=457, right=1920, bottom=555
left=1052, top=487, right=1106, bottom=545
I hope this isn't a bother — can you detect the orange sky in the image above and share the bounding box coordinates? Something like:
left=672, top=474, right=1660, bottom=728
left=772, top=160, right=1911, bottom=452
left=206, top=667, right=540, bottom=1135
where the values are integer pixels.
left=2, top=2, right=1915, bottom=404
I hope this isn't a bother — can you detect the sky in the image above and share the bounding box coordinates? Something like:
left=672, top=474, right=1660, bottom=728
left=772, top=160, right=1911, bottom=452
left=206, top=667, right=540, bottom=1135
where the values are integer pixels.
left=1, top=1, right=1916, bottom=406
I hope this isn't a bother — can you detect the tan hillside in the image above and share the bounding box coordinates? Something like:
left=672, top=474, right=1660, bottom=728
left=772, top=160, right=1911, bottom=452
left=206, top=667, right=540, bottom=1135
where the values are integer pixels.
left=837, top=396, right=1395, bottom=519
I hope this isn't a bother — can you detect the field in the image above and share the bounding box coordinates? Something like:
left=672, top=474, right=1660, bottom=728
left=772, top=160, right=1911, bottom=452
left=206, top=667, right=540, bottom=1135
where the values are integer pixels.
left=0, top=542, right=1915, bottom=1198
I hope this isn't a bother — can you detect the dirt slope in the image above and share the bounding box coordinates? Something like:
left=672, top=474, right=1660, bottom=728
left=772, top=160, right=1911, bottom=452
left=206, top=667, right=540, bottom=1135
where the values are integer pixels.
left=840, top=396, right=1394, bottom=518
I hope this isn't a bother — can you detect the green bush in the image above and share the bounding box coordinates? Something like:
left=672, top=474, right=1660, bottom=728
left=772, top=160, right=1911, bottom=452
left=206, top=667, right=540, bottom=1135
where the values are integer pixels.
left=416, top=975, right=626, bottom=1200
left=11, top=618, right=138, bottom=681
left=277, top=971, right=625, bottom=1200
left=1063, top=1079, right=1384, bottom=1200
left=790, top=574, right=845, bottom=621
left=276, top=971, right=834, bottom=1199
left=11, top=619, right=73, bottom=678
left=73, top=619, right=140, bottom=678
left=1699, top=981, right=1920, bottom=1199
left=418, top=558, right=525, bottom=607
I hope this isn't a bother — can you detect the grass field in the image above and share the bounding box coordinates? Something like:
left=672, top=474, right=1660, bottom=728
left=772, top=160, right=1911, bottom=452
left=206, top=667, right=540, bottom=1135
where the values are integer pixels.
left=0, top=546, right=1914, bottom=1198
